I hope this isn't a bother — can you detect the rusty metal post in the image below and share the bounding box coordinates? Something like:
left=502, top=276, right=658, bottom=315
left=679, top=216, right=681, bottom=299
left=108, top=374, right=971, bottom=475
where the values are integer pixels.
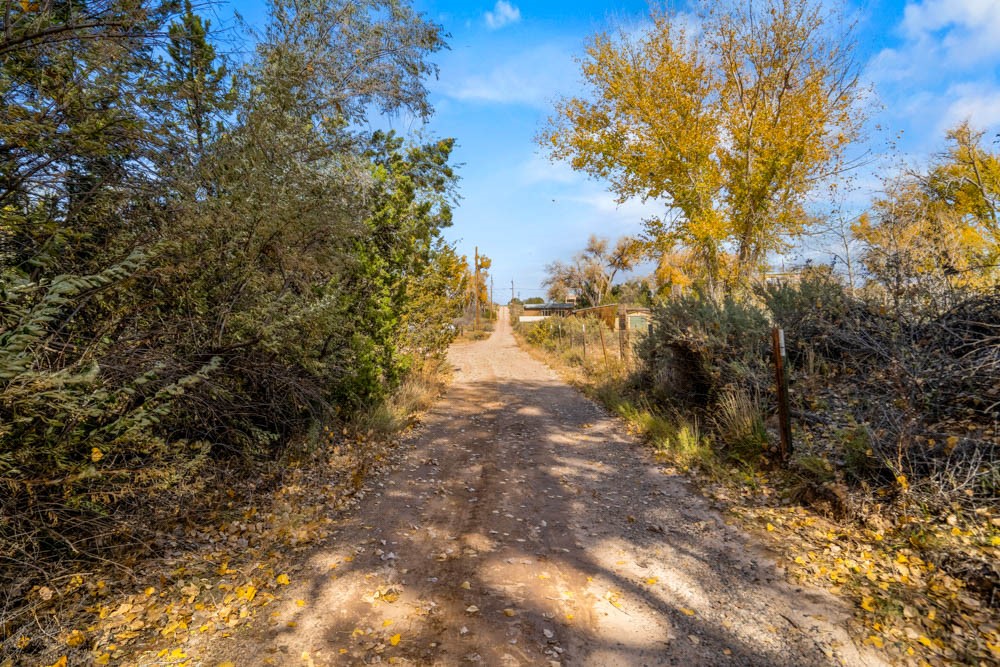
left=772, top=327, right=793, bottom=460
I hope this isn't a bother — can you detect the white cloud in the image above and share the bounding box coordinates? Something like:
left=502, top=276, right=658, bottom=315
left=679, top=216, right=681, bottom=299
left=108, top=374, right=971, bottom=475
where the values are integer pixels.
left=562, top=192, right=664, bottom=235
left=939, top=83, right=1000, bottom=132
left=900, top=0, right=1000, bottom=66
left=518, top=155, right=581, bottom=186
left=870, top=0, right=1000, bottom=82
left=437, top=43, right=577, bottom=108
left=864, top=0, right=1000, bottom=153
left=484, top=1, right=521, bottom=30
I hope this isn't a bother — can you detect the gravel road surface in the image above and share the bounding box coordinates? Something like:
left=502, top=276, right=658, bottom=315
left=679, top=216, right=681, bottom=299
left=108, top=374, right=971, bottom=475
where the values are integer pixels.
left=210, top=307, right=886, bottom=666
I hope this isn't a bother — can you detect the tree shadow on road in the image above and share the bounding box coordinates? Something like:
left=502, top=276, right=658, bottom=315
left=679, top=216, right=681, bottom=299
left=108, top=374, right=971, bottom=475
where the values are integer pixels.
left=245, top=378, right=866, bottom=666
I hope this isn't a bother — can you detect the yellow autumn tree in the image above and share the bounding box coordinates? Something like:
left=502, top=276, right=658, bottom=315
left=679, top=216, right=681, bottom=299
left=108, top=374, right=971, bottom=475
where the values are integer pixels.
left=854, top=123, right=1000, bottom=308
left=541, top=0, right=864, bottom=292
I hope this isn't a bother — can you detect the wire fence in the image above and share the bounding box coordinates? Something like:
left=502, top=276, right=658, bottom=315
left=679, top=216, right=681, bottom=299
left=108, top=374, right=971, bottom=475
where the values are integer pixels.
left=519, top=315, right=650, bottom=374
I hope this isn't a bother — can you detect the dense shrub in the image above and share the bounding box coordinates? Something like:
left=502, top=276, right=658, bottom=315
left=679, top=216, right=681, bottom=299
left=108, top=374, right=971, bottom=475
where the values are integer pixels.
left=0, top=0, right=466, bottom=629
left=637, top=292, right=771, bottom=409
left=634, top=275, right=998, bottom=502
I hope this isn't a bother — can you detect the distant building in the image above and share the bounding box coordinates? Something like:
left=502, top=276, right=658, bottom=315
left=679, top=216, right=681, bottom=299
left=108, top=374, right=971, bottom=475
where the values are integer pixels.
left=518, top=302, right=576, bottom=322
left=763, top=271, right=802, bottom=287
left=572, top=304, right=651, bottom=331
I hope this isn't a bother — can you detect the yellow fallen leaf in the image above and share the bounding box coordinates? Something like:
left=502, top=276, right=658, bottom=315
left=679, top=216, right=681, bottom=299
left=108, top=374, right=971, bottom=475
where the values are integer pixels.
left=680, top=608, right=696, bottom=616
left=216, top=663, right=236, bottom=667
left=145, top=586, right=156, bottom=596
left=95, top=655, right=111, bottom=666
left=645, top=577, right=658, bottom=585
left=503, top=608, right=516, bottom=617
left=867, top=636, right=884, bottom=648
left=65, top=629, right=86, bottom=647
left=460, top=581, right=471, bottom=590
left=918, top=635, right=933, bottom=647
left=296, top=599, right=306, bottom=607
left=861, top=597, right=876, bottom=612
left=46, top=658, right=68, bottom=667
left=766, top=523, right=775, bottom=532
left=91, top=447, right=104, bottom=463
left=339, top=649, right=348, bottom=654
left=390, top=633, right=401, bottom=646
left=382, top=619, right=393, bottom=627
left=276, top=574, right=290, bottom=585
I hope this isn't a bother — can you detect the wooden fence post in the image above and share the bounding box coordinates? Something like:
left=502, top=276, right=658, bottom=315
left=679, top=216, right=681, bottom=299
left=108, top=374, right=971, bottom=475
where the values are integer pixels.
left=771, top=327, right=793, bottom=460
left=582, top=323, right=587, bottom=359
left=598, top=323, right=609, bottom=371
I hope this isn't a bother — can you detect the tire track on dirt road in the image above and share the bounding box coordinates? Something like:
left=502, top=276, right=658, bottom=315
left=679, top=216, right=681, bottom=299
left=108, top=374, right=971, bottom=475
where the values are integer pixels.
left=206, top=307, right=886, bottom=666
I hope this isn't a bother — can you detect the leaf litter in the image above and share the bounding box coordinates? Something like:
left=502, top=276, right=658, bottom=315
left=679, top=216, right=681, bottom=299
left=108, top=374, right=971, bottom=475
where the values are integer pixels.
left=6, top=425, right=410, bottom=666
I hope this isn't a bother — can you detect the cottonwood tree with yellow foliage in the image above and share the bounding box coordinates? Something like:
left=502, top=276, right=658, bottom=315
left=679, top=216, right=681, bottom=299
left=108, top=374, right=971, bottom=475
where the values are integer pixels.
left=541, top=0, right=865, bottom=291
left=855, top=122, right=1000, bottom=314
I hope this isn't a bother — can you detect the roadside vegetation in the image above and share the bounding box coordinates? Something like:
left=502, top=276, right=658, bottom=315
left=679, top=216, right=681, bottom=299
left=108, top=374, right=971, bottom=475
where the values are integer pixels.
left=526, top=0, right=1000, bottom=664
left=0, top=1, right=478, bottom=663
left=516, top=268, right=998, bottom=665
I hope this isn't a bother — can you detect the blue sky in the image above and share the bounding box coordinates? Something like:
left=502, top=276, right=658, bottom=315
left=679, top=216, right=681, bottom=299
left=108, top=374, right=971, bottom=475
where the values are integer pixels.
left=217, top=0, right=1000, bottom=299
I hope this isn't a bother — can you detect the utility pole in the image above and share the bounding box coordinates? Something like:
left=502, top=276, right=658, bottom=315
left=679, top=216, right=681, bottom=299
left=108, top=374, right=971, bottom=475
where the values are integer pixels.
left=474, top=246, right=480, bottom=331
left=490, top=276, right=494, bottom=319
left=511, top=280, right=515, bottom=304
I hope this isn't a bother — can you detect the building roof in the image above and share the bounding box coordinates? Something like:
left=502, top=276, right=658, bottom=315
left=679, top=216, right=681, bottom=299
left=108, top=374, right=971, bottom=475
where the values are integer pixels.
left=523, top=302, right=576, bottom=311
left=572, top=304, right=651, bottom=314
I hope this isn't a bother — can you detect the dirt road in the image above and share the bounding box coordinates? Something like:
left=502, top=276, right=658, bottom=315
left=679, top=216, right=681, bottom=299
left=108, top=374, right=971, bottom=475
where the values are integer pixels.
left=210, top=307, right=885, bottom=666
